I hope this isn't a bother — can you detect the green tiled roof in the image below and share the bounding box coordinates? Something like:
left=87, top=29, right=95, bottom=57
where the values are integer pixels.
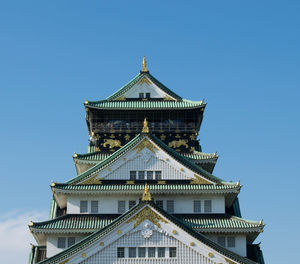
left=37, top=201, right=257, bottom=264
left=75, top=150, right=217, bottom=162
left=30, top=214, right=263, bottom=233
left=86, top=99, right=205, bottom=110
left=67, top=133, right=229, bottom=185
left=106, top=72, right=182, bottom=101
left=53, top=183, right=240, bottom=194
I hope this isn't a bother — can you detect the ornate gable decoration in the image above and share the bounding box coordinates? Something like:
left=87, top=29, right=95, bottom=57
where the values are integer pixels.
left=133, top=138, right=158, bottom=154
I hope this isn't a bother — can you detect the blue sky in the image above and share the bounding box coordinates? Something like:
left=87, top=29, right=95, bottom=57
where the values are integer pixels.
left=0, top=1, right=299, bottom=263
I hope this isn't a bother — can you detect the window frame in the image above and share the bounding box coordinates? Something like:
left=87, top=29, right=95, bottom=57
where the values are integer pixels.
left=204, top=200, right=212, bottom=213
left=193, top=200, right=201, bottom=213
left=166, top=200, right=174, bottom=213
left=80, top=201, right=88, bottom=213
left=118, top=200, right=126, bottom=213
left=57, top=237, right=66, bottom=249
left=91, top=200, right=99, bottom=213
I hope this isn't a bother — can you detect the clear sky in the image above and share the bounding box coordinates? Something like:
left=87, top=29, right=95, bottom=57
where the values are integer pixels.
left=0, top=1, right=299, bottom=263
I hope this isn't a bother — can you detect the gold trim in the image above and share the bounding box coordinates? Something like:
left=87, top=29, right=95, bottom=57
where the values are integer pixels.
left=29, top=221, right=34, bottom=227
left=81, top=253, right=86, bottom=258
left=208, top=252, right=214, bottom=258
left=59, top=259, right=70, bottom=264
left=157, top=181, right=166, bottom=185
left=126, top=181, right=134, bottom=185
left=100, top=242, right=104, bottom=246
left=172, top=230, right=177, bottom=235
left=190, top=242, right=195, bottom=246
left=137, top=76, right=151, bottom=85
left=133, top=138, right=158, bottom=154
left=81, top=176, right=102, bottom=185
left=117, top=230, right=122, bottom=235
left=190, top=175, right=212, bottom=185
left=163, top=95, right=175, bottom=101
left=142, top=184, right=152, bottom=201
left=126, top=206, right=168, bottom=229
left=225, top=258, right=236, bottom=264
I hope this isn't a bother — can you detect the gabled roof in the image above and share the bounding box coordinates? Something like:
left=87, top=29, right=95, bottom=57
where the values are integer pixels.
left=106, top=72, right=182, bottom=101
left=36, top=201, right=257, bottom=264
left=67, top=133, right=231, bottom=185
left=30, top=213, right=263, bottom=234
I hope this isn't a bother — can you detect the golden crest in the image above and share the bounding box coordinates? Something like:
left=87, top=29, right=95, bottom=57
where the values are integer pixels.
left=124, top=134, right=130, bottom=141
left=126, top=207, right=167, bottom=229
left=133, top=139, right=158, bottom=154
left=168, top=139, right=189, bottom=149
left=102, top=139, right=122, bottom=149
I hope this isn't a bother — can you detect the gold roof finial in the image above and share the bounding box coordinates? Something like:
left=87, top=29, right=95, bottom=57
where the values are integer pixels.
left=142, top=56, right=148, bottom=72
left=142, top=117, right=149, bottom=133
left=142, top=183, right=152, bottom=201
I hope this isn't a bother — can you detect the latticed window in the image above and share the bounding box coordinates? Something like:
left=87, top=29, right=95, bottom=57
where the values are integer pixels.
left=146, top=92, right=151, bottom=99
left=67, top=237, right=75, bottom=247
left=227, top=237, right=236, bottom=248
left=217, top=236, right=226, bottom=247
left=117, top=247, right=125, bottom=258
left=118, top=200, right=126, bottom=213
left=138, top=171, right=145, bottom=180
left=166, top=200, right=174, bottom=213
left=158, top=247, right=165, bottom=258
left=147, top=171, right=153, bottom=180
left=57, top=237, right=66, bottom=248
left=193, top=200, right=201, bottom=213
left=130, top=171, right=136, bottom=180
left=204, top=200, right=212, bottom=213
left=138, top=247, right=146, bottom=258
left=156, top=200, right=163, bottom=209
left=148, top=247, right=155, bottom=257
left=169, top=247, right=177, bottom=258
left=91, top=201, right=98, bottom=213
left=129, top=200, right=136, bottom=209
left=80, top=201, right=88, bottom=213
left=155, top=171, right=162, bottom=180
left=129, top=247, right=136, bottom=258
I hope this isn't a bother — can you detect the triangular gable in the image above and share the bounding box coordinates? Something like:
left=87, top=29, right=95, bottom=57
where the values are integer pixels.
left=67, top=134, right=227, bottom=185
left=106, top=72, right=182, bottom=101
left=38, top=202, right=256, bottom=264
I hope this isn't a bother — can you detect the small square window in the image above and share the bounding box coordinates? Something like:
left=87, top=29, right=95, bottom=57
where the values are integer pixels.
left=118, top=200, right=126, bottom=213
left=146, top=93, right=151, bottom=99
left=139, top=93, right=144, bottom=98
left=117, top=247, right=125, bottom=258
left=148, top=247, right=155, bottom=258
left=138, top=247, right=146, bottom=258
left=129, top=200, right=136, bottom=209
left=67, top=237, right=75, bottom=247
left=80, top=201, right=88, bottom=213
left=227, top=237, right=236, bottom=248
left=166, top=200, right=174, bottom=213
left=204, top=200, right=212, bottom=213
left=194, top=200, right=201, bottom=213
left=169, top=247, right=176, bottom=258
left=91, top=201, right=98, bottom=213
left=156, top=200, right=163, bottom=209
left=158, top=247, right=165, bottom=258
left=57, top=237, right=66, bottom=248
left=217, top=236, right=226, bottom=247
left=130, top=171, right=136, bottom=180
left=138, top=171, right=145, bottom=180
left=147, top=171, right=153, bottom=180
left=129, top=247, right=136, bottom=258
left=155, top=171, right=162, bottom=180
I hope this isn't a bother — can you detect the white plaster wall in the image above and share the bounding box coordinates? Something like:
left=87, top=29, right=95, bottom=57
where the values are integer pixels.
left=46, top=235, right=85, bottom=258
left=67, top=195, right=225, bottom=214
left=124, top=80, right=167, bottom=99
left=80, top=230, right=218, bottom=264
left=206, top=235, right=247, bottom=257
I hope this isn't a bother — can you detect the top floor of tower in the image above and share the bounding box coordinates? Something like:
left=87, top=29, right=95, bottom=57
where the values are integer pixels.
left=85, top=57, right=206, bottom=153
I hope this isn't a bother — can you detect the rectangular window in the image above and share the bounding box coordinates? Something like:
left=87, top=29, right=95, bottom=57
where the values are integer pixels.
left=155, top=171, right=162, bottom=180
left=158, top=247, right=165, bottom=258
left=147, top=171, right=153, bottom=180
left=138, top=247, right=146, bottom=258
left=130, top=171, right=136, bottom=180
left=169, top=247, right=176, bottom=258
left=156, top=200, right=163, bottom=208
left=91, top=201, right=98, bottom=213
left=118, top=200, right=126, bottom=213
left=80, top=201, right=88, bottom=213
left=129, top=200, right=136, bottom=209
left=139, top=93, right=144, bottom=98
left=117, top=247, right=125, bottom=258
left=166, top=200, right=174, bottom=213
left=227, top=237, right=236, bottom=248
left=129, top=247, right=136, bottom=258
left=204, top=200, right=212, bottom=213
left=148, top=247, right=155, bottom=258
left=57, top=237, right=66, bottom=248
left=217, top=236, right=226, bottom=247
left=146, top=92, right=151, bottom=99
left=138, top=171, right=145, bottom=180
left=194, top=200, right=201, bottom=213
left=67, top=237, right=75, bottom=247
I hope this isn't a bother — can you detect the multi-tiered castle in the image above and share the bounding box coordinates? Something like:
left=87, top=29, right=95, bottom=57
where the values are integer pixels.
left=28, top=58, right=265, bottom=264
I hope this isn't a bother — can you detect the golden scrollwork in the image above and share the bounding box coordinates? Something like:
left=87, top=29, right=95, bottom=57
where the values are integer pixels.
left=168, top=139, right=189, bottom=149
left=133, top=139, right=158, bottom=154
left=190, top=175, right=212, bottom=185
left=137, top=76, right=151, bottom=85
left=126, top=206, right=168, bottom=229
left=142, top=184, right=152, bottom=201
left=102, top=139, right=122, bottom=149
left=126, top=181, right=135, bottom=185
left=80, top=176, right=102, bottom=185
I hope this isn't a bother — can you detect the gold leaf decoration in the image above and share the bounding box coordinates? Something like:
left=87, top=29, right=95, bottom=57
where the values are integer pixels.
left=225, top=258, right=236, bottom=264
left=126, top=207, right=167, bottom=229
left=133, top=139, right=158, bottom=154
left=168, top=139, right=189, bottom=149
left=59, top=259, right=70, bottom=264
left=102, top=139, right=122, bottom=149
left=190, top=175, right=212, bottom=185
